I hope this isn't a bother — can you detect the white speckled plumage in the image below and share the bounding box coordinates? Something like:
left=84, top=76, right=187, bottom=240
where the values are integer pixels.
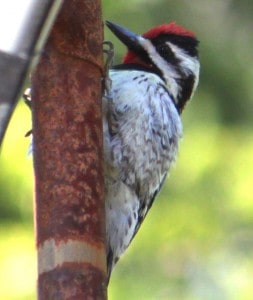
left=103, top=70, right=183, bottom=276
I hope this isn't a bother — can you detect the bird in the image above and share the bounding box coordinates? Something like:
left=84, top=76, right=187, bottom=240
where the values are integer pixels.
left=103, top=20, right=200, bottom=281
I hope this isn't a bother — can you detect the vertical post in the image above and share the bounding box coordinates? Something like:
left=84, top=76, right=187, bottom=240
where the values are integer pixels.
left=32, top=0, right=106, bottom=299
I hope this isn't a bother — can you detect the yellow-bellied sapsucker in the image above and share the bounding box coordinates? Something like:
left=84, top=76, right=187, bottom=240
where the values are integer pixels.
left=103, top=21, right=200, bottom=280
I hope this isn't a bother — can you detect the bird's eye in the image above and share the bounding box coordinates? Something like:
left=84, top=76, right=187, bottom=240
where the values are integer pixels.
left=157, top=44, right=172, bottom=57
left=159, top=45, right=167, bottom=53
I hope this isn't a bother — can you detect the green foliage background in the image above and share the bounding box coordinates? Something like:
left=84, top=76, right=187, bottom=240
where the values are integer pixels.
left=1, top=1, right=253, bottom=299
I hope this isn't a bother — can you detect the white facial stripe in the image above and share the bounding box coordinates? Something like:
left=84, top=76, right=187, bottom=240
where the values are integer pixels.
left=138, top=36, right=180, bottom=99
left=166, top=41, right=200, bottom=91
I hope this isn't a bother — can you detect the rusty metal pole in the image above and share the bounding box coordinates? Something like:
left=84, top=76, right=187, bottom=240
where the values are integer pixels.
left=31, top=0, right=106, bottom=299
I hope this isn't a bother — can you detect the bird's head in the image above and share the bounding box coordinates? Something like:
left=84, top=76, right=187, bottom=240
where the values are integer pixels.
left=106, top=21, right=200, bottom=113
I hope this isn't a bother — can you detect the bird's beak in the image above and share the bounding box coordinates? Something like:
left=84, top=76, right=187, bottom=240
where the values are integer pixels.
left=106, top=21, right=143, bottom=53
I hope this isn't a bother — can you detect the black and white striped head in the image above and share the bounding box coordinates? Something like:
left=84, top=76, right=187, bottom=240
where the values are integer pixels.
left=106, top=21, right=200, bottom=113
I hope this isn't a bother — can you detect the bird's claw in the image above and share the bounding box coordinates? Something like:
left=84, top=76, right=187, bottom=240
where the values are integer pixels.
left=103, top=41, right=114, bottom=98
left=23, top=88, right=32, bottom=110
left=23, top=88, right=32, bottom=137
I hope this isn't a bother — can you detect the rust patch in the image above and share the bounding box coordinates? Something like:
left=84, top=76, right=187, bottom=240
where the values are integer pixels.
left=39, top=263, right=107, bottom=300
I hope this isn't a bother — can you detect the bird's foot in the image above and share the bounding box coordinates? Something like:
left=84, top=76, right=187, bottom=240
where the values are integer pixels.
left=23, top=88, right=32, bottom=137
left=103, top=41, right=114, bottom=99
left=23, top=88, right=31, bottom=109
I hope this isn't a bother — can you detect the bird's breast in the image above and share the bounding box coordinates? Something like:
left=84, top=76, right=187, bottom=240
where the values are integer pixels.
left=104, top=70, right=182, bottom=192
